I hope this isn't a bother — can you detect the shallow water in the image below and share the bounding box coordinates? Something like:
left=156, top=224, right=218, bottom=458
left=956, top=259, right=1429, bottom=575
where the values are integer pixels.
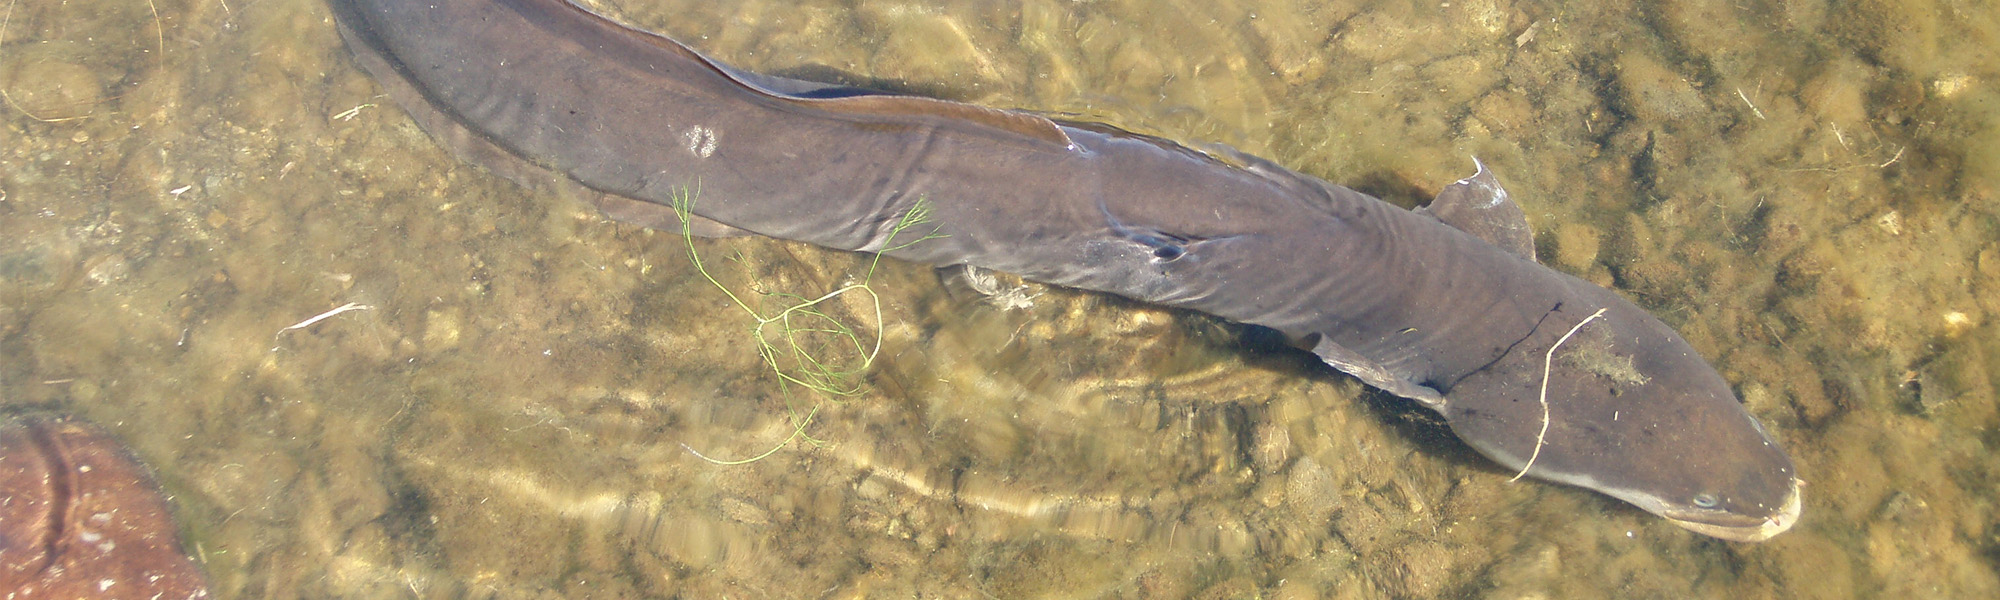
left=2, top=0, right=1996, bottom=597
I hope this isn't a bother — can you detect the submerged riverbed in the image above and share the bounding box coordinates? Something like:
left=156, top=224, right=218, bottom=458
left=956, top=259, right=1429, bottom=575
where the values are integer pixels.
left=2, top=0, right=1995, bottom=597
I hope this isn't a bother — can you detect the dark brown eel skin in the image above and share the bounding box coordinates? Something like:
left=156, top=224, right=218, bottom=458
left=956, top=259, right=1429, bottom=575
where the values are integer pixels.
left=327, top=0, right=1801, bottom=541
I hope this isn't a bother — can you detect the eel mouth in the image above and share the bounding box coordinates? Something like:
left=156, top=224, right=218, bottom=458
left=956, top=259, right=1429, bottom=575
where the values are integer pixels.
left=1662, top=478, right=1803, bottom=543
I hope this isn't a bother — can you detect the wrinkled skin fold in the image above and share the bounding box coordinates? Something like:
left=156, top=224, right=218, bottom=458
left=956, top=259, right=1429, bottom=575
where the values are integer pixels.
left=327, top=0, right=1801, bottom=541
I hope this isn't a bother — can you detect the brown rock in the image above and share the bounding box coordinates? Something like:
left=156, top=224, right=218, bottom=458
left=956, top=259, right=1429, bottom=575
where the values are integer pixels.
left=0, top=415, right=210, bottom=599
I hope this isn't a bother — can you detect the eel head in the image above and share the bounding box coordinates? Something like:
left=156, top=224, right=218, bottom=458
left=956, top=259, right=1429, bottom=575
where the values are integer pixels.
left=1437, top=292, right=1801, bottom=542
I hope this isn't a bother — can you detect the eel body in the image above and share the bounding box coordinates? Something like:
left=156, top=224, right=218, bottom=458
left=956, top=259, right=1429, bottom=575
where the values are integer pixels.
left=328, top=0, right=1801, bottom=541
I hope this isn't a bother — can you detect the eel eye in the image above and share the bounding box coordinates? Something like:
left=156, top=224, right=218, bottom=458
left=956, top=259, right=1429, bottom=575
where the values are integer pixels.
left=1152, top=245, right=1185, bottom=261
left=1692, top=493, right=1720, bottom=509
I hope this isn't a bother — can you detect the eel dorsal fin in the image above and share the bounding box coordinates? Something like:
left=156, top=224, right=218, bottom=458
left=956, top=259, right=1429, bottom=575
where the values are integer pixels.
left=789, top=94, right=1076, bottom=149
left=553, top=0, right=1074, bottom=149
left=1417, top=158, right=1537, bottom=261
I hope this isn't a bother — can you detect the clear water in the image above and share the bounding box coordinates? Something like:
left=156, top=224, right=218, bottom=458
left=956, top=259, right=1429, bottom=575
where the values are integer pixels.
left=2, top=0, right=1995, bottom=597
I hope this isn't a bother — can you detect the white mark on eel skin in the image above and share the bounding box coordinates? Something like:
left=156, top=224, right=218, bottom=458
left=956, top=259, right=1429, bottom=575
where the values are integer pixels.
left=684, top=126, right=718, bottom=158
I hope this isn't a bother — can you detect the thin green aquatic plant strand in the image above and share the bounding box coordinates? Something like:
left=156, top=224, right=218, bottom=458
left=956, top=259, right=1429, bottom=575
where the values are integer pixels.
left=668, top=185, right=944, bottom=464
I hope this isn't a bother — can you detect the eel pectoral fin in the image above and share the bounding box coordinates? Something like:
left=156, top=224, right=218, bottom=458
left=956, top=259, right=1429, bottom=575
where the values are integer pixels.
left=1310, top=337, right=1447, bottom=411
left=1416, top=158, right=1537, bottom=261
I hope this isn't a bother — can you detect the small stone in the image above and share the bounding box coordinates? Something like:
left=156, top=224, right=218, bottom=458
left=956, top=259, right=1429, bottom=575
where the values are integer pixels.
left=1369, top=540, right=1457, bottom=598
left=423, top=308, right=462, bottom=349
left=1614, top=53, right=1708, bottom=123
left=1942, top=311, right=1975, bottom=336
left=1931, top=73, right=1973, bottom=98
left=1874, top=210, right=1902, bottom=235
left=1553, top=223, right=1602, bottom=271
left=1284, top=457, right=1339, bottom=524
left=716, top=496, right=771, bottom=526
left=1976, top=245, right=2000, bottom=280
left=1253, top=421, right=1293, bottom=473
left=0, top=56, right=103, bottom=118
left=1875, top=491, right=1928, bottom=523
